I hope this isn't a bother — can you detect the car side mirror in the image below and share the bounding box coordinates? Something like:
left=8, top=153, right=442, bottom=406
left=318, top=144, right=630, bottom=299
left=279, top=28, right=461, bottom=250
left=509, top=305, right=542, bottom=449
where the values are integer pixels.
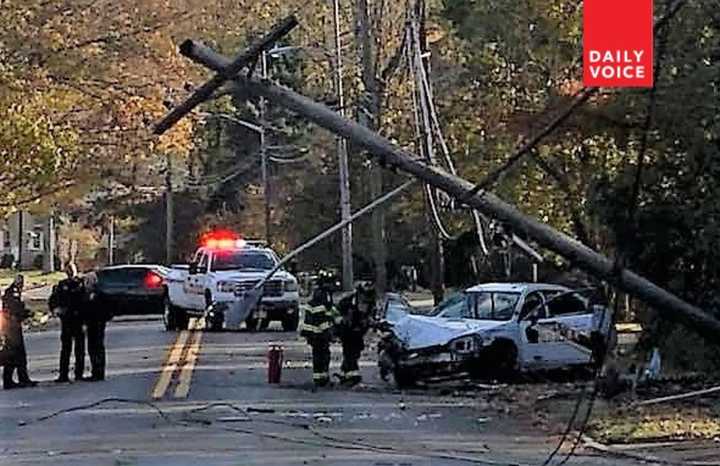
left=189, top=262, right=199, bottom=275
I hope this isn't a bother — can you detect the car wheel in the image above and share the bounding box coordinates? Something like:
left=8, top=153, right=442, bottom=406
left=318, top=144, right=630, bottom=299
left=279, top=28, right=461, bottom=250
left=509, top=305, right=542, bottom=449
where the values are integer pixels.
left=282, top=312, right=299, bottom=332
left=490, top=340, right=518, bottom=381
left=245, top=317, right=258, bottom=332
left=207, top=319, right=222, bottom=332
left=258, top=319, right=269, bottom=331
left=163, top=296, right=177, bottom=331
left=177, top=313, right=190, bottom=330
left=393, top=367, right=417, bottom=389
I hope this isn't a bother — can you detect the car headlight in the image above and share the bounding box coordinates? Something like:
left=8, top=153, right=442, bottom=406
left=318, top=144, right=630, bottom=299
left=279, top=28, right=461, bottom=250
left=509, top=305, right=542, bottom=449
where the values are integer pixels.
left=284, top=280, right=298, bottom=292
left=217, top=281, right=236, bottom=293
left=450, top=335, right=483, bottom=354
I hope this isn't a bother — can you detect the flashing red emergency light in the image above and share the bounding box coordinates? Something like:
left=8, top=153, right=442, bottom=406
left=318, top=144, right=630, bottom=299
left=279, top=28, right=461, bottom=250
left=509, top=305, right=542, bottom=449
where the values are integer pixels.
left=144, top=271, right=164, bottom=288
left=200, top=230, right=246, bottom=250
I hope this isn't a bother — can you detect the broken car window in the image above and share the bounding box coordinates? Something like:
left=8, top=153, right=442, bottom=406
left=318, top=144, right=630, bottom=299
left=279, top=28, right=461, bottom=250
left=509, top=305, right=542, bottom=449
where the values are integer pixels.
left=434, top=294, right=472, bottom=318
left=520, top=291, right=546, bottom=320
left=544, top=291, right=589, bottom=317
left=474, top=292, right=520, bottom=321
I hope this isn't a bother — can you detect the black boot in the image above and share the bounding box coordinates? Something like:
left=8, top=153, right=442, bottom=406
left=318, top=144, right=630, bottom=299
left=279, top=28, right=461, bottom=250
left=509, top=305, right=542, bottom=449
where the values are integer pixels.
left=17, top=367, right=37, bottom=387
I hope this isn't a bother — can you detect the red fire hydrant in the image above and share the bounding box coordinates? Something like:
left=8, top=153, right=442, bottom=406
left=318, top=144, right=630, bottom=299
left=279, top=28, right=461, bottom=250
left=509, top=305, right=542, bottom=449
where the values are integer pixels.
left=267, top=344, right=284, bottom=384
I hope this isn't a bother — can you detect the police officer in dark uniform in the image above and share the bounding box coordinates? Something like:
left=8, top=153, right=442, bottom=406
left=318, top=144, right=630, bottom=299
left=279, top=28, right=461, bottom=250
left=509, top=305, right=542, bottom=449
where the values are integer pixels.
left=83, top=272, right=111, bottom=381
left=336, top=284, right=376, bottom=386
left=49, top=263, right=86, bottom=382
left=1, top=275, right=37, bottom=389
left=300, top=286, right=340, bottom=387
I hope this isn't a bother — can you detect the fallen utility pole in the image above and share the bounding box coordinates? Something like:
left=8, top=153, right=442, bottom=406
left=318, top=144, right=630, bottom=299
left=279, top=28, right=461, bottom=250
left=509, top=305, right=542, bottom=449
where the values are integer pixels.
left=170, top=41, right=720, bottom=344
left=226, top=180, right=417, bottom=327
left=154, top=15, right=298, bottom=135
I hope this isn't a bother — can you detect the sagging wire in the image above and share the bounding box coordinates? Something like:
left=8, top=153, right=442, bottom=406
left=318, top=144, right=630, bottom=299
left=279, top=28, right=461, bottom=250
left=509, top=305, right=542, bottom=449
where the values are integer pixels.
left=20, top=397, right=517, bottom=465
left=25, top=398, right=172, bottom=425
left=545, top=4, right=681, bottom=464
left=540, top=289, right=617, bottom=466
left=406, top=12, right=490, bottom=254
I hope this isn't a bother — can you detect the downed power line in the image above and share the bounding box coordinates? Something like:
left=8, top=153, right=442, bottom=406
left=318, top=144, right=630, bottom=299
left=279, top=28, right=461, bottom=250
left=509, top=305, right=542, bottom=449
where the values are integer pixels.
left=166, top=40, right=720, bottom=345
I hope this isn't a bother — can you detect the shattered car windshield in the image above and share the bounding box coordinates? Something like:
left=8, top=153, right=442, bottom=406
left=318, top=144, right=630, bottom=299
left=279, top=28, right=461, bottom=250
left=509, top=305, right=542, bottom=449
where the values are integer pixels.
left=431, top=293, right=468, bottom=317
left=212, top=251, right=276, bottom=271
left=473, top=292, right=521, bottom=321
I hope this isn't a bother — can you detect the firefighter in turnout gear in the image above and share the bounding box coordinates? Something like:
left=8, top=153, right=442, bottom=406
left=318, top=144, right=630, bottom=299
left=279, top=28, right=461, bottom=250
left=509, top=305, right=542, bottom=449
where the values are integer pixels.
left=335, top=285, right=376, bottom=386
left=300, top=286, right=340, bottom=387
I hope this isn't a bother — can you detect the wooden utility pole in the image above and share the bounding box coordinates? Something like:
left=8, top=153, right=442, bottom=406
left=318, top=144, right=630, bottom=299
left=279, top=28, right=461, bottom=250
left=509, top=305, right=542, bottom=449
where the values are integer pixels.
left=333, top=0, right=354, bottom=291
left=165, top=153, right=174, bottom=264
left=260, top=51, right=272, bottom=244
left=44, top=211, right=56, bottom=273
left=17, top=211, right=23, bottom=270
left=356, top=0, right=387, bottom=295
left=165, top=19, right=719, bottom=343
left=108, top=215, right=115, bottom=265
left=412, top=2, right=445, bottom=304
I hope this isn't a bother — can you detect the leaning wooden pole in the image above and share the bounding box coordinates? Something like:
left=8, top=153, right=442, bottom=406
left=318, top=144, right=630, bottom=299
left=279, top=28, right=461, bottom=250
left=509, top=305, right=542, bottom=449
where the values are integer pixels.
left=154, top=15, right=298, bottom=135
left=167, top=41, right=720, bottom=343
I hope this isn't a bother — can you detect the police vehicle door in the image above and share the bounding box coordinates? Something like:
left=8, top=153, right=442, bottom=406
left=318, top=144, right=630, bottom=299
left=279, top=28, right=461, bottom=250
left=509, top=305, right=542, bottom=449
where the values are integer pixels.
left=185, top=250, right=209, bottom=309
left=539, top=290, right=594, bottom=367
left=518, top=291, right=552, bottom=369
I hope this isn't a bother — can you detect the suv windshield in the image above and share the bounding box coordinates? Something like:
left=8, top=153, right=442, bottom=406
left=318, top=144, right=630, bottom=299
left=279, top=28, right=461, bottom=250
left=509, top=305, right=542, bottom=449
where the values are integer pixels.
left=473, top=291, right=521, bottom=321
left=212, top=250, right=276, bottom=271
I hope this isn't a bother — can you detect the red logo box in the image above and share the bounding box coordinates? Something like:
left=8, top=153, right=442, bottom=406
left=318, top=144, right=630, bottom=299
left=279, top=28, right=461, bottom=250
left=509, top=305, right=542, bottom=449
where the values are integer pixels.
left=583, top=0, right=654, bottom=88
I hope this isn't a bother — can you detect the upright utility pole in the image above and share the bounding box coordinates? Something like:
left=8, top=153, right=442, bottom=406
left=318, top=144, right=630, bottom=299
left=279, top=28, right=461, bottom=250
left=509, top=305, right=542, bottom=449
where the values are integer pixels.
left=260, top=51, right=272, bottom=244
left=45, top=211, right=56, bottom=272
left=17, top=211, right=23, bottom=270
left=333, top=0, right=354, bottom=291
left=108, top=215, right=115, bottom=265
left=356, top=0, right=387, bottom=295
left=165, top=153, right=174, bottom=264
left=413, top=1, right=445, bottom=303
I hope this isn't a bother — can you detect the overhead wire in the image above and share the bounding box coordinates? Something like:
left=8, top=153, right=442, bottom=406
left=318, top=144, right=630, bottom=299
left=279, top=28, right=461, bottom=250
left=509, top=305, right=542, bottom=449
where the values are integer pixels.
left=20, top=397, right=517, bottom=465
left=540, top=4, right=682, bottom=461
left=406, top=11, right=490, bottom=253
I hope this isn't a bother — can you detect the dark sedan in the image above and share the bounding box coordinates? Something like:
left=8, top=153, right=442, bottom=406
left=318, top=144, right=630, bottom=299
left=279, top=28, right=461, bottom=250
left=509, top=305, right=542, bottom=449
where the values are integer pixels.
left=91, top=265, right=168, bottom=315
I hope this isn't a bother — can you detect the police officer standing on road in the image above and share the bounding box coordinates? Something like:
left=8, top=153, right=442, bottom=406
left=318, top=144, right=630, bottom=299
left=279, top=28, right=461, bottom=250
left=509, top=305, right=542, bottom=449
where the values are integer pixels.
left=49, top=263, right=87, bottom=383
left=1, top=275, right=37, bottom=389
left=82, top=272, right=111, bottom=381
left=300, top=286, right=340, bottom=387
left=336, top=284, right=376, bottom=386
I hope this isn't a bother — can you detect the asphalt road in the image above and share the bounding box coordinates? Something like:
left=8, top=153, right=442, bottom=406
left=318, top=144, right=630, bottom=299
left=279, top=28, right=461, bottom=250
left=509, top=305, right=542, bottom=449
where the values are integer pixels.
left=1, top=316, right=643, bottom=466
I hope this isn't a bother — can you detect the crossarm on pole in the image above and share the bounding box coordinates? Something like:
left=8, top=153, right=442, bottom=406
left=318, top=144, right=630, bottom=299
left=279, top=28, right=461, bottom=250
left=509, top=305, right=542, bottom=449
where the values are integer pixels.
left=153, top=15, right=298, bottom=135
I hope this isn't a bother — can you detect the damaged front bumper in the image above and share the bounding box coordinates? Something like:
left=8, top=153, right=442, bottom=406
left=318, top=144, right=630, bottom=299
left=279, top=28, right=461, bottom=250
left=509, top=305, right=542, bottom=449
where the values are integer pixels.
left=381, top=335, right=493, bottom=382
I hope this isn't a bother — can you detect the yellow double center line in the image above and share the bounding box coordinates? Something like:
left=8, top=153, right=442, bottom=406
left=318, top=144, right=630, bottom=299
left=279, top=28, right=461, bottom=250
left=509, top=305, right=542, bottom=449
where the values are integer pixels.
left=152, top=319, right=204, bottom=400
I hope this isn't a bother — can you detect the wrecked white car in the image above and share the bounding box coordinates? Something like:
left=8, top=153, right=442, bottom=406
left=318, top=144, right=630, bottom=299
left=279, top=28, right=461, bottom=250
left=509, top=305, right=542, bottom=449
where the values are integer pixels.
left=377, top=283, right=613, bottom=387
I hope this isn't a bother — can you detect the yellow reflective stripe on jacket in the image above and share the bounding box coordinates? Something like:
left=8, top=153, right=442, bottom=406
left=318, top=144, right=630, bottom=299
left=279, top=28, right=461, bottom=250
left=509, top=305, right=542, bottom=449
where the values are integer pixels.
left=305, top=305, right=329, bottom=314
left=300, top=321, right=333, bottom=334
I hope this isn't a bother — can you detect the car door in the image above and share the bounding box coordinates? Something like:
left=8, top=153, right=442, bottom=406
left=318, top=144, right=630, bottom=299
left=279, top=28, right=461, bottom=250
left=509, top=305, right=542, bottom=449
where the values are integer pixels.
left=540, top=290, right=595, bottom=366
left=518, top=291, right=553, bottom=369
left=184, top=251, right=209, bottom=309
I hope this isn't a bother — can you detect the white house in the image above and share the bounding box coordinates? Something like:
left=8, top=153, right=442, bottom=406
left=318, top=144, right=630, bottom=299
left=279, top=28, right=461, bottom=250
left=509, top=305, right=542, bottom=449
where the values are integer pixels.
left=0, top=211, right=55, bottom=271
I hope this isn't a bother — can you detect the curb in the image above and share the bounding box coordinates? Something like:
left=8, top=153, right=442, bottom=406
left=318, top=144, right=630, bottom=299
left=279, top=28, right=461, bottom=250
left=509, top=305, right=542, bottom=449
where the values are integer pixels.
left=581, top=435, right=718, bottom=466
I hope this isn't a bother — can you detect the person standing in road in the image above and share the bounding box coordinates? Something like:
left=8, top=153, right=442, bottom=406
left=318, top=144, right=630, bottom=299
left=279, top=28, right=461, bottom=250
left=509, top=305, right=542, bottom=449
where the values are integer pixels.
left=336, top=285, right=376, bottom=386
left=82, top=272, right=111, bottom=381
left=1, top=275, right=37, bottom=389
left=300, top=286, right=340, bottom=387
left=49, top=263, right=86, bottom=382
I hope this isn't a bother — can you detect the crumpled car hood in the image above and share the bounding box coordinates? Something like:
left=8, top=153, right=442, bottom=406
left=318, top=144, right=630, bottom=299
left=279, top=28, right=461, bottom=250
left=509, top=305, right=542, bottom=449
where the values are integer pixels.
left=391, top=315, right=506, bottom=350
